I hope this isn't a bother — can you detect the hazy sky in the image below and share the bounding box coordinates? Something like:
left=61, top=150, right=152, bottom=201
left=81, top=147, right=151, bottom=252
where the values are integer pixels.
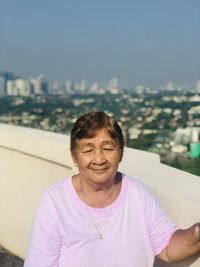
left=0, top=0, right=200, bottom=87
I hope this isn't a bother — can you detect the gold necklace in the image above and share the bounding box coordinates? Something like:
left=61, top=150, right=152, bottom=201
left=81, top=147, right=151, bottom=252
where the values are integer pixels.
left=87, top=204, right=113, bottom=240
left=78, top=177, right=116, bottom=240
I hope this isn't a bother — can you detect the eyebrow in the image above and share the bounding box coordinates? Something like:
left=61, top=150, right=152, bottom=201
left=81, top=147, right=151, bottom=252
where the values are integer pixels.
left=80, top=140, right=116, bottom=148
left=80, top=143, right=94, bottom=148
left=101, top=141, right=116, bottom=146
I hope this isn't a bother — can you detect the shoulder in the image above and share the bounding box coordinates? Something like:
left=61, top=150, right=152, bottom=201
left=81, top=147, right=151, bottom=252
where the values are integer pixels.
left=32, top=177, right=72, bottom=222
left=45, top=176, right=71, bottom=194
left=38, top=177, right=71, bottom=207
left=122, top=173, right=149, bottom=193
left=122, top=173, right=156, bottom=204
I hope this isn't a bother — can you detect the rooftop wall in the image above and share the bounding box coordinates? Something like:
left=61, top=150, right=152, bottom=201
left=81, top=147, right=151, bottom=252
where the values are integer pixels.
left=0, top=124, right=199, bottom=267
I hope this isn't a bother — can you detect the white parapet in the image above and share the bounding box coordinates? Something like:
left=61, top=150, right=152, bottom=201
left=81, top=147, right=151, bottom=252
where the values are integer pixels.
left=0, top=124, right=199, bottom=267
left=0, top=123, right=74, bottom=169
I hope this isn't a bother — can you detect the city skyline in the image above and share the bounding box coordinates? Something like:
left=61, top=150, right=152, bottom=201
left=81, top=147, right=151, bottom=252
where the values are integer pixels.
left=0, top=0, right=200, bottom=87
left=1, top=70, right=200, bottom=94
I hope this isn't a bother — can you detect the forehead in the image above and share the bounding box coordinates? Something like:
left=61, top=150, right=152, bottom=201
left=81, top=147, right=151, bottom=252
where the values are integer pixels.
left=77, top=128, right=116, bottom=147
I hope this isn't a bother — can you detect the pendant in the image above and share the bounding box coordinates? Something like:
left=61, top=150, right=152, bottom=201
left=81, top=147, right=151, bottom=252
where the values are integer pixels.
left=98, top=233, right=103, bottom=239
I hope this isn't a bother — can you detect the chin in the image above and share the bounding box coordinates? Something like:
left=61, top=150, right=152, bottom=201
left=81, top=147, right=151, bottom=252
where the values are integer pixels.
left=90, top=171, right=116, bottom=183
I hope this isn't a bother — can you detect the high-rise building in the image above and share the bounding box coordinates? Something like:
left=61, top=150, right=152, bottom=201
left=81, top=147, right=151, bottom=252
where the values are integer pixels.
left=107, top=77, right=120, bottom=94
left=47, top=80, right=63, bottom=95
left=6, top=78, right=31, bottom=96
left=0, top=72, right=15, bottom=96
left=74, top=82, right=81, bottom=93
left=90, top=82, right=99, bottom=93
left=0, top=76, right=6, bottom=96
left=15, top=79, right=31, bottom=96
left=196, top=80, right=200, bottom=93
left=79, top=80, right=86, bottom=93
left=32, top=75, right=44, bottom=95
left=7, top=80, right=16, bottom=95
left=64, top=79, right=74, bottom=94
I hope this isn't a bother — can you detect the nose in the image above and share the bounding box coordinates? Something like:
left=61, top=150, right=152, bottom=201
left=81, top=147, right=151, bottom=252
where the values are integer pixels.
left=92, top=149, right=106, bottom=165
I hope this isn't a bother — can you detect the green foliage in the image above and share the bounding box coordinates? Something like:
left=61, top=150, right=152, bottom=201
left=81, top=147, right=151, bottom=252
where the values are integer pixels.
left=161, top=157, right=200, bottom=176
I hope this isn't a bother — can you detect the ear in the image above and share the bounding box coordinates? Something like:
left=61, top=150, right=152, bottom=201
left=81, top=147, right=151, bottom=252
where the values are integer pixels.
left=71, top=153, right=78, bottom=167
left=74, top=160, right=78, bottom=167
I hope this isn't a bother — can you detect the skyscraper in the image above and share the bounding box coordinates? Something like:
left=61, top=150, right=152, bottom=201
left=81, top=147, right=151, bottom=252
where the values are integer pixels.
left=0, top=76, right=6, bottom=96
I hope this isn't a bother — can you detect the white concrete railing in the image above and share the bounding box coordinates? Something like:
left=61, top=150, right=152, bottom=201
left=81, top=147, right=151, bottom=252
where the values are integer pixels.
left=0, top=123, right=199, bottom=267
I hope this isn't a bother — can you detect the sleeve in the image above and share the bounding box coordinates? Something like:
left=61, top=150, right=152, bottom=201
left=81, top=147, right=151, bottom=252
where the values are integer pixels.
left=24, top=191, right=62, bottom=267
left=140, top=183, right=177, bottom=256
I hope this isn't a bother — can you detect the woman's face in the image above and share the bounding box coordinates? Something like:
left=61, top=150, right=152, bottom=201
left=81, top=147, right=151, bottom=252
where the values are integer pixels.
left=73, top=128, right=121, bottom=187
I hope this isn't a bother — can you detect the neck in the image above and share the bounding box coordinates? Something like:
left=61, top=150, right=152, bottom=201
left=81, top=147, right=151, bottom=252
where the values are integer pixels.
left=73, top=173, right=122, bottom=208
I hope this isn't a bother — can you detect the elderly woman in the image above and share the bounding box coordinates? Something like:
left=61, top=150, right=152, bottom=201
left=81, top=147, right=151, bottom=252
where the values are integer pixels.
left=24, top=111, right=200, bottom=267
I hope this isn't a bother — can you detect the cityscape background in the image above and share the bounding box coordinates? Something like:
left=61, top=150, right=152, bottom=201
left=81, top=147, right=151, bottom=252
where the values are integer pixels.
left=0, top=71, right=200, bottom=176
left=0, top=1, right=200, bottom=176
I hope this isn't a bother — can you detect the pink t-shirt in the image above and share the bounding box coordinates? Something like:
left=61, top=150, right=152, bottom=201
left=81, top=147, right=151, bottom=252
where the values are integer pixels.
left=24, top=174, right=177, bottom=267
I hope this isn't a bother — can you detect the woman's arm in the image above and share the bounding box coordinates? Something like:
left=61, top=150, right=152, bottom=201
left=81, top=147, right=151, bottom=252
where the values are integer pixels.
left=158, top=223, right=200, bottom=262
left=24, top=192, right=62, bottom=267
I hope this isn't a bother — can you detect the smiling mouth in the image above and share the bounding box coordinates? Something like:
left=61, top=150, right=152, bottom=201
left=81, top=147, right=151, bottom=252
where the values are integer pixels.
left=91, top=168, right=108, bottom=172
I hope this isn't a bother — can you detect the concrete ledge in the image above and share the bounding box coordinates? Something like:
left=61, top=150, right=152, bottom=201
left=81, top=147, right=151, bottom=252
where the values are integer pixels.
left=0, top=123, right=73, bottom=169
left=0, top=124, right=160, bottom=170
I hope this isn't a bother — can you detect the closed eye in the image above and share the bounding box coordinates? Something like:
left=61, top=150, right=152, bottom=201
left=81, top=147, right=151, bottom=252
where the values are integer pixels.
left=82, top=149, right=93, bottom=153
left=103, top=147, right=115, bottom=151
